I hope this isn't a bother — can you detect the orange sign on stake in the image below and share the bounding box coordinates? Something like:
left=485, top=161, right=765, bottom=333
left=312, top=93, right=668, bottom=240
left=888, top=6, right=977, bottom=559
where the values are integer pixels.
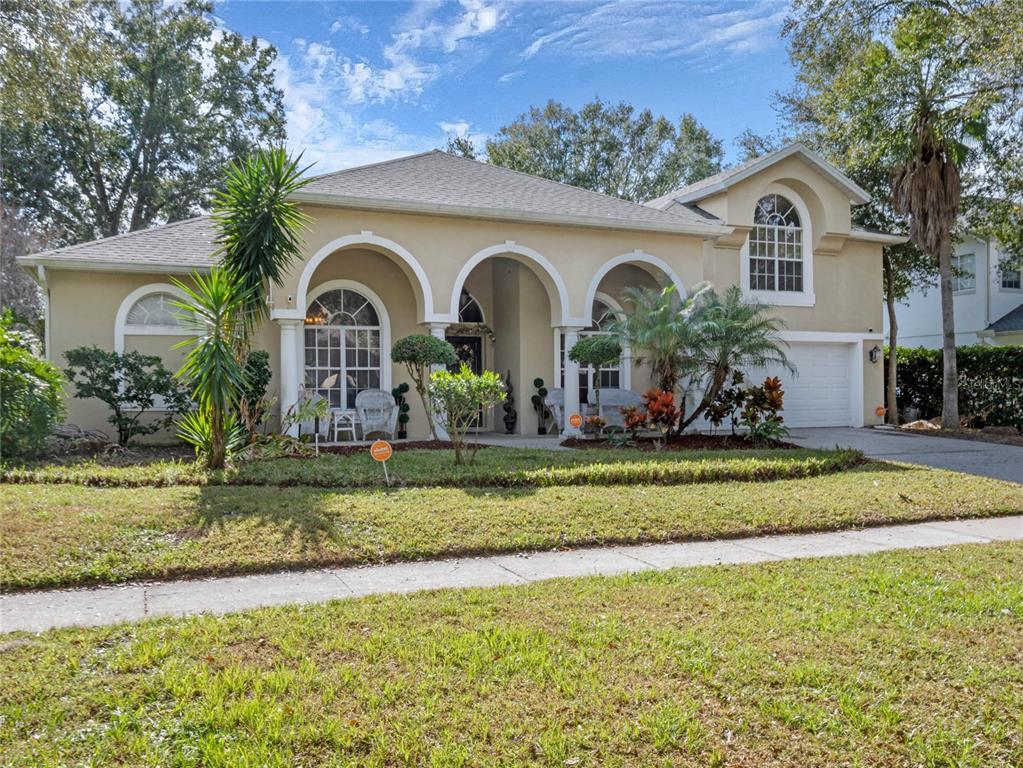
left=370, top=440, right=393, bottom=462
left=370, top=440, right=393, bottom=485
left=568, top=413, right=583, bottom=429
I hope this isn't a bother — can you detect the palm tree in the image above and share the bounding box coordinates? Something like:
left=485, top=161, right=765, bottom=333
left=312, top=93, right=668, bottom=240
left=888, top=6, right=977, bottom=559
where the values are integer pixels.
left=891, top=123, right=962, bottom=428
left=680, top=285, right=792, bottom=431
left=612, top=284, right=707, bottom=394
left=172, top=269, right=251, bottom=469
left=214, top=147, right=313, bottom=337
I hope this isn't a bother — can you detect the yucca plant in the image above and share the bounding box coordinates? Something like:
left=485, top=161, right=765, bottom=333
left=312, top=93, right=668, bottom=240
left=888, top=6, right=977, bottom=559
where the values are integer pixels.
left=172, top=268, right=251, bottom=469
left=214, top=147, right=313, bottom=336
left=176, top=409, right=247, bottom=463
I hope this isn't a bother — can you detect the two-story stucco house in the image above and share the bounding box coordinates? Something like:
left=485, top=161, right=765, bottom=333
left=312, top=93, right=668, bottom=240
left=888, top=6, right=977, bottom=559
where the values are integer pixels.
left=18, top=144, right=903, bottom=438
left=883, top=234, right=1023, bottom=348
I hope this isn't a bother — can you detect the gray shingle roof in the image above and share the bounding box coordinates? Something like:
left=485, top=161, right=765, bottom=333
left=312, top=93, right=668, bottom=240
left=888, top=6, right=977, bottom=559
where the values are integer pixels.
left=17, top=216, right=218, bottom=271
left=295, top=150, right=720, bottom=232
left=988, top=303, right=1023, bottom=333
left=644, top=143, right=871, bottom=208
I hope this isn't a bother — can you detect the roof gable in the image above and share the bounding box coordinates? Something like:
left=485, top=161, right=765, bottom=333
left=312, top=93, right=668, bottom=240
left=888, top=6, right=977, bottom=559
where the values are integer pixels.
left=646, top=144, right=871, bottom=209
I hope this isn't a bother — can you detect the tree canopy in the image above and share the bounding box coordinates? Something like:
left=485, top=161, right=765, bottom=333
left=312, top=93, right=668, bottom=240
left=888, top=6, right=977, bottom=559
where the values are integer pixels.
left=483, top=99, right=724, bottom=202
left=1, top=0, right=286, bottom=244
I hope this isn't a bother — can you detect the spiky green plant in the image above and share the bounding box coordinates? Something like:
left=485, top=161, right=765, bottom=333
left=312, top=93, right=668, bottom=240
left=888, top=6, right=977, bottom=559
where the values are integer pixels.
left=171, top=268, right=251, bottom=469
left=213, top=147, right=313, bottom=334
left=681, top=285, right=792, bottom=430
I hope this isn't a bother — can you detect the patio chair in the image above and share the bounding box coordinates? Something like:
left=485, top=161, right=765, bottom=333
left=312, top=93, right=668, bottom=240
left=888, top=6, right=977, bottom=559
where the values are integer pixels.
left=589, top=388, right=643, bottom=430
left=355, top=388, right=399, bottom=439
left=544, top=388, right=565, bottom=433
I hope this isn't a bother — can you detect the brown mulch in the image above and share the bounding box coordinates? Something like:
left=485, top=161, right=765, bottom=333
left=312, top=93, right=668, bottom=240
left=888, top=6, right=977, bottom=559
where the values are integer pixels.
left=898, top=426, right=1023, bottom=448
left=561, top=434, right=798, bottom=451
left=318, top=440, right=477, bottom=456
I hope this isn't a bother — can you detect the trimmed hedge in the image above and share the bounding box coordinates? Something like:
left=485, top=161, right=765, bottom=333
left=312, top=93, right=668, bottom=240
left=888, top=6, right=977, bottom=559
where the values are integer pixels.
left=886, top=345, right=1023, bottom=430
left=0, top=448, right=864, bottom=488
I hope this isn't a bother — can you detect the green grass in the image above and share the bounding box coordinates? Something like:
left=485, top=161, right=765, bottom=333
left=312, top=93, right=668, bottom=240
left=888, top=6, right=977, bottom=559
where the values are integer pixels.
left=0, top=446, right=862, bottom=488
left=2, top=542, right=1020, bottom=766
left=3, top=462, right=1021, bottom=590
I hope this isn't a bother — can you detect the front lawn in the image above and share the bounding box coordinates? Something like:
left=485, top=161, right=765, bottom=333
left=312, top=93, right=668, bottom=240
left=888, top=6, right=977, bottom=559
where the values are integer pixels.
left=2, top=542, right=1020, bottom=766
left=3, top=462, right=1021, bottom=590
left=0, top=446, right=860, bottom=488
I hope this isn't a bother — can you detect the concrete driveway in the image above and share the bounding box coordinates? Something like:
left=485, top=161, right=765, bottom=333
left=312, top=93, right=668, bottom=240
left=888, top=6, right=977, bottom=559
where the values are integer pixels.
left=789, top=427, right=1022, bottom=483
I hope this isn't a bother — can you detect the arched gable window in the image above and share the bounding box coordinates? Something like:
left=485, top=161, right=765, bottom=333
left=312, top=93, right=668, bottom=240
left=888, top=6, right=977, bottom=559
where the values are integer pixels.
left=304, top=285, right=384, bottom=409
left=115, top=284, right=195, bottom=353
left=750, top=193, right=803, bottom=292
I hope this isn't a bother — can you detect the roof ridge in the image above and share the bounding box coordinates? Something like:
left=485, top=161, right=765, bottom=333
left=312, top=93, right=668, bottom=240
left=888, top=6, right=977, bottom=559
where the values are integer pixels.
left=37, top=215, right=212, bottom=257
left=436, top=149, right=685, bottom=215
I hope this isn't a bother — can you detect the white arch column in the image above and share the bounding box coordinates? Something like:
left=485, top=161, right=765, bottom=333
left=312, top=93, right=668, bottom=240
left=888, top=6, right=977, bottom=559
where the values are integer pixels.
left=277, top=316, right=303, bottom=436
left=425, top=322, right=450, bottom=439
left=560, top=326, right=584, bottom=437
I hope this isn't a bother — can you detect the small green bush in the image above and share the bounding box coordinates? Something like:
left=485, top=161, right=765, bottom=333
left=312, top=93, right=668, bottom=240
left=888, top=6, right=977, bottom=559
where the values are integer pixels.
left=64, top=346, right=190, bottom=446
left=0, top=314, right=64, bottom=457
left=392, top=334, right=457, bottom=440
left=886, top=345, right=1023, bottom=429
left=429, top=364, right=506, bottom=464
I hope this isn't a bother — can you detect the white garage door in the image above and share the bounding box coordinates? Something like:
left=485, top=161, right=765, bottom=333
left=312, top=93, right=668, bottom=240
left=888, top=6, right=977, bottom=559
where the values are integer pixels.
left=747, top=342, right=853, bottom=427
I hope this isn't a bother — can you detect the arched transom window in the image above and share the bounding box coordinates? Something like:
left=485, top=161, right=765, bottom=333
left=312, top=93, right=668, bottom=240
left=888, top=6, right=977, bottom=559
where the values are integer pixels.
left=750, top=194, right=803, bottom=292
left=125, top=293, right=183, bottom=330
left=305, top=287, right=381, bottom=409
left=457, top=289, right=484, bottom=323
left=559, top=297, right=624, bottom=405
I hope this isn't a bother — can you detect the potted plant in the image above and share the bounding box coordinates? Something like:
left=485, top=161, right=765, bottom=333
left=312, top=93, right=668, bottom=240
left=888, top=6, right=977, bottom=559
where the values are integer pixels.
left=531, top=378, right=551, bottom=435
left=502, top=370, right=517, bottom=434
left=392, top=382, right=411, bottom=439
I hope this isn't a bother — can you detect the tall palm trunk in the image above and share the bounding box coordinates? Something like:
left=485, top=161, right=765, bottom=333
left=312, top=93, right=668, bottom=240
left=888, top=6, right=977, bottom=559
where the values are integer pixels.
left=883, top=253, right=899, bottom=425
left=936, top=237, right=959, bottom=427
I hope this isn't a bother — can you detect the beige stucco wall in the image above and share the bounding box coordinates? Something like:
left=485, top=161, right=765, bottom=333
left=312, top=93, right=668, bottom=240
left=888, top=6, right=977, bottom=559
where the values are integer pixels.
left=41, top=155, right=887, bottom=436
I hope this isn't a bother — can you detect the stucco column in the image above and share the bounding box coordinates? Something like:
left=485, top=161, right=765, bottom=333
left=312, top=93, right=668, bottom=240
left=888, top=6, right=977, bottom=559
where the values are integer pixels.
left=426, top=322, right=450, bottom=439
left=561, top=326, right=584, bottom=437
left=278, top=318, right=303, bottom=436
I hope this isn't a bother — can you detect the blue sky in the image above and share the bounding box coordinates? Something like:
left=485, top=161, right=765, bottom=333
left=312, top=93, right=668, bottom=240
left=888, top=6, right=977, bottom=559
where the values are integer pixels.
left=215, top=0, right=793, bottom=174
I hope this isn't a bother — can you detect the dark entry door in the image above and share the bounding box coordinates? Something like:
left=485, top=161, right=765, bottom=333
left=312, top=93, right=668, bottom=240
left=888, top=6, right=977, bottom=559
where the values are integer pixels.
left=446, top=335, right=483, bottom=375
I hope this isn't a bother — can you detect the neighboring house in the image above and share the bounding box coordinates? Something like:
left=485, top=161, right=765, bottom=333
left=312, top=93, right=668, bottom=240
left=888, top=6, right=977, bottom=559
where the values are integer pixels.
left=883, top=234, right=1023, bottom=348
left=18, top=144, right=902, bottom=438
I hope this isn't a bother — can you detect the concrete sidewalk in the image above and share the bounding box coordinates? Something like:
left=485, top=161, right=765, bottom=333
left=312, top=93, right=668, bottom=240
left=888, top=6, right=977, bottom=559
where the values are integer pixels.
left=3, top=515, right=1021, bottom=634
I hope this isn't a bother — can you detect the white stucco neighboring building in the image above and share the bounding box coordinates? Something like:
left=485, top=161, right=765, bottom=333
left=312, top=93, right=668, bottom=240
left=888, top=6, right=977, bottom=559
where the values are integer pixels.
left=884, top=234, right=1023, bottom=348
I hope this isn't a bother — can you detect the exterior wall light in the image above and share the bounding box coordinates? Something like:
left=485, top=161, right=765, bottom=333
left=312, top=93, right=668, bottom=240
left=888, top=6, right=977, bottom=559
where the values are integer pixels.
left=868, top=345, right=881, bottom=364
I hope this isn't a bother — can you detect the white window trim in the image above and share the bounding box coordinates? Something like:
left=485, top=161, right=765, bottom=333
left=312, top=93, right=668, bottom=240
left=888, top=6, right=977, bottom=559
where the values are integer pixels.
left=302, top=280, right=392, bottom=403
left=553, top=292, right=632, bottom=397
left=739, top=183, right=816, bottom=307
left=952, top=252, right=977, bottom=295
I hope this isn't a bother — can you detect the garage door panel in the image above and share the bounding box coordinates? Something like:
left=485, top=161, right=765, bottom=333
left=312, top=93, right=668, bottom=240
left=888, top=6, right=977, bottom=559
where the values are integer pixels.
left=746, top=342, right=852, bottom=428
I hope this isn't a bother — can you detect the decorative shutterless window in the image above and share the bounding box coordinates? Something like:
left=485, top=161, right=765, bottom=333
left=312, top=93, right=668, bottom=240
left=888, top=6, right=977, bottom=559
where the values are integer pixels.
left=1001, top=267, right=1021, bottom=290
left=750, top=194, right=803, bottom=292
left=304, top=288, right=381, bottom=409
left=125, top=293, right=183, bottom=329
left=560, top=298, right=622, bottom=405
left=952, top=253, right=976, bottom=292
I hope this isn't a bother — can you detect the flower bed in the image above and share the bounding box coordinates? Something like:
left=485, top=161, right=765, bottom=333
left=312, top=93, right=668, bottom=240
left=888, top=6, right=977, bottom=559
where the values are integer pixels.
left=562, top=434, right=796, bottom=450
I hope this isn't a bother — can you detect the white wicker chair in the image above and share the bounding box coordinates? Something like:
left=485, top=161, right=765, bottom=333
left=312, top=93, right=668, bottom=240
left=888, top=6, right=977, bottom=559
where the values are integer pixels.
left=544, top=388, right=564, bottom=433
left=589, top=388, right=643, bottom=429
left=355, top=389, right=399, bottom=439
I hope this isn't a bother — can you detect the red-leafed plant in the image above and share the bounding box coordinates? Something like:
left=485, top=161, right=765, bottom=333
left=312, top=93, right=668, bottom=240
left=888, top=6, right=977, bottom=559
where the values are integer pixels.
left=643, top=388, right=680, bottom=448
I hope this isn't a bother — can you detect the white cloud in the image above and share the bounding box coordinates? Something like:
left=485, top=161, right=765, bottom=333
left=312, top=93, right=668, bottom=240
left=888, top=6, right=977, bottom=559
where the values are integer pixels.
left=441, top=0, right=503, bottom=52
left=521, top=1, right=785, bottom=65
left=439, top=120, right=471, bottom=137
left=498, top=69, right=525, bottom=83
left=329, top=16, right=369, bottom=37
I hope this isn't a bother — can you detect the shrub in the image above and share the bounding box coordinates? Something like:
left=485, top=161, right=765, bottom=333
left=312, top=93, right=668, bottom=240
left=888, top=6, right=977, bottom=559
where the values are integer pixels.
left=392, top=382, right=411, bottom=436
left=705, top=373, right=789, bottom=445
left=886, top=345, right=1023, bottom=429
left=239, top=350, right=273, bottom=440
left=643, top=388, right=680, bottom=446
left=392, top=334, right=457, bottom=441
left=568, top=335, right=622, bottom=414
left=429, top=363, right=506, bottom=464
left=531, top=378, right=552, bottom=432
left=0, top=313, right=64, bottom=457
left=64, top=346, right=189, bottom=446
